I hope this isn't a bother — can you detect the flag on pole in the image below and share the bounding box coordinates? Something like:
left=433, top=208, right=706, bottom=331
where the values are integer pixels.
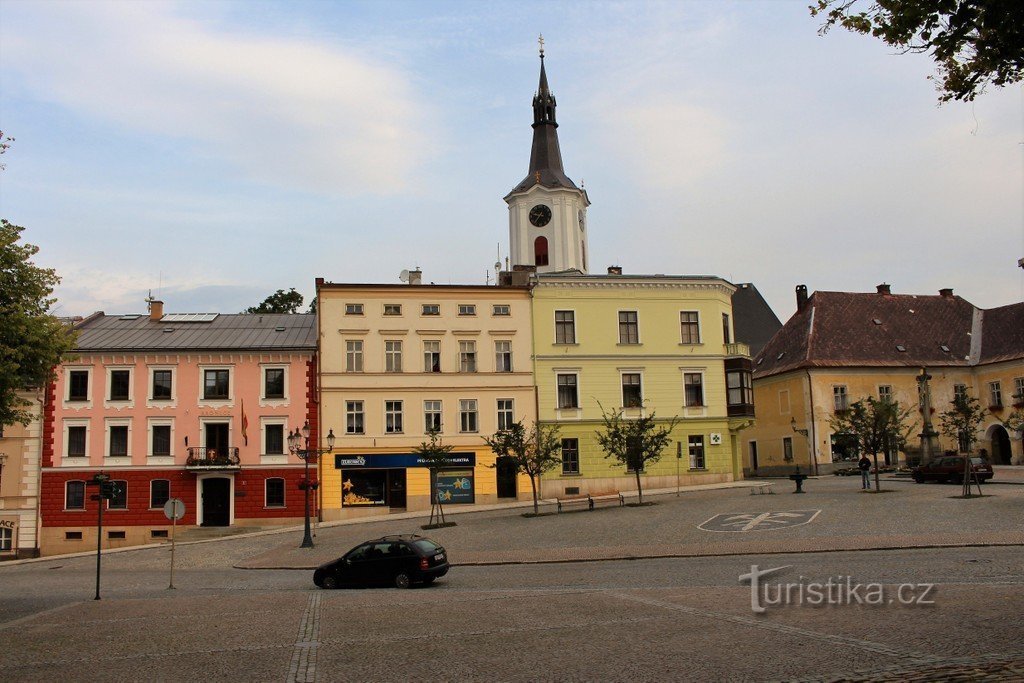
left=241, top=398, right=249, bottom=446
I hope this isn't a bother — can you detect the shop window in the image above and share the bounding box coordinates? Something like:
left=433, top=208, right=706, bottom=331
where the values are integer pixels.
left=341, top=471, right=387, bottom=506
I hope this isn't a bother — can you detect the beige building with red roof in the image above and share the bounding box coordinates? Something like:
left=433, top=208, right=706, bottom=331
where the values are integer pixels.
left=744, top=284, right=1024, bottom=475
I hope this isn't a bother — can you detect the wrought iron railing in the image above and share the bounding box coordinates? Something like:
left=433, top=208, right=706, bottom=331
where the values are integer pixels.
left=185, top=447, right=240, bottom=469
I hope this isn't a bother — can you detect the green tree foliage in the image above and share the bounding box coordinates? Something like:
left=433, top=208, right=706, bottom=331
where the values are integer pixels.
left=830, top=397, right=916, bottom=491
left=595, top=405, right=678, bottom=504
left=938, top=394, right=987, bottom=453
left=412, top=430, right=456, bottom=527
left=1, top=220, right=77, bottom=426
left=483, top=420, right=562, bottom=514
left=811, top=1, right=1024, bottom=102
left=243, top=288, right=304, bottom=314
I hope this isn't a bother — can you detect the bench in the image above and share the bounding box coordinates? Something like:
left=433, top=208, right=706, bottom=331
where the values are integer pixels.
left=556, top=492, right=629, bottom=512
left=749, top=483, right=774, bottom=496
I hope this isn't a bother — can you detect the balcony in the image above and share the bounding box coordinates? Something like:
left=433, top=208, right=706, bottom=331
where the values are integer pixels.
left=185, top=447, right=240, bottom=470
left=724, top=342, right=750, bottom=358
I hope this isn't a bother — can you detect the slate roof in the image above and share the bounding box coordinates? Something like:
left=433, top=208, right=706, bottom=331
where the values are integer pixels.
left=72, top=313, right=316, bottom=352
left=731, top=283, right=783, bottom=358
left=752, top=289, right=1023, bottom=379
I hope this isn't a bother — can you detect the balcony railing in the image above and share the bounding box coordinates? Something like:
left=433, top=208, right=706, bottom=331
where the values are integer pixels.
left=185, top=447, right=240, bottom=470
left=724, top=342, right=750, bottom=358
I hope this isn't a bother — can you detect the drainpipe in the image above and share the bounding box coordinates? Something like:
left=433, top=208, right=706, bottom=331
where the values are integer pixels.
left=806, top=370, right=819, bottom=475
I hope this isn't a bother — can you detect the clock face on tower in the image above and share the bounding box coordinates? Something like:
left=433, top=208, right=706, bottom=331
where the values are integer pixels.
left=529, top=204, right=552, bottom=227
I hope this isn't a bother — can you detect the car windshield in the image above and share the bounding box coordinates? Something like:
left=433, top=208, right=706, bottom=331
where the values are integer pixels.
left=970, top=458, right=987, bottom=465
left=412, top=539, right=441, bottom=553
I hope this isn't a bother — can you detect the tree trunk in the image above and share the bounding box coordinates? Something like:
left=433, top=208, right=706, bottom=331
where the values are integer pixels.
left=634, top=468, right=643, bottom=505
left=529, top=474, right=539, bottom=515
left=872, top=452, right=881, bottom=492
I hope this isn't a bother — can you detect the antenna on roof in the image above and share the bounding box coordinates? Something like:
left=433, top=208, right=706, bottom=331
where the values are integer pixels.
left=399, top=269, right=410, bottom=283
left=145, top=289, right=155, bottom=311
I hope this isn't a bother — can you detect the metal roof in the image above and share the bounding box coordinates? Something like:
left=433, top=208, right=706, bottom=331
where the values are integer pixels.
left=72, top=313, right=316, bottom=352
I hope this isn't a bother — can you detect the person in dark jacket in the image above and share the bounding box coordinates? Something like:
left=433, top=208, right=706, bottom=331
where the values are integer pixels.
left=858, top=454, right=872, bottom=490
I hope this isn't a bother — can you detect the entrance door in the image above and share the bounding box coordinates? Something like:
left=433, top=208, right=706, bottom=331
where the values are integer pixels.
left=991, top=426, right=1012, bottom=465
left=749, top=442, right=758, bottom=471
left=496, top=456, right=517, bottom=498
left=205, top=422, right=230, bottom=457
left=387, top=470, right=407, bottom=508
left=202, top=478, right=231, bottom=526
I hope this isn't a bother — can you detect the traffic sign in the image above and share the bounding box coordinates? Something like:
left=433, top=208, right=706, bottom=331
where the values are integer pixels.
left=163, top=498, right=185, bottom=521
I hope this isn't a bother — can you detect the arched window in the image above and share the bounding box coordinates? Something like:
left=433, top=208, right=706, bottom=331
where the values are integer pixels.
left=534, top=236, right=549, bottom=266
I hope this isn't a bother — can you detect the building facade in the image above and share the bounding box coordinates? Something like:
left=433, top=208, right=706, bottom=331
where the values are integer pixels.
left=39, top=304, right=316, bottom=555
left=316, top=279, right=535, bottom=520
left=0, top=389, right=45, bottom=559
left=746, top=285, right=1024, bottom=475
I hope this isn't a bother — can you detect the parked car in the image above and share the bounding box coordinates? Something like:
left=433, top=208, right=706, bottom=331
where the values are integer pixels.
left=313, top=535, right=449, bottom=589
left=912, top=456, right=993, bottom=484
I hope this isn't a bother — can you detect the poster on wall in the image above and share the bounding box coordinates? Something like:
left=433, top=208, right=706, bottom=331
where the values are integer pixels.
left=435, top=470, right=475, bottom=504
left=341, top=471, right=387, bottom=506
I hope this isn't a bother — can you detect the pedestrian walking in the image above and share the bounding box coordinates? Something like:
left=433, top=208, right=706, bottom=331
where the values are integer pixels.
left=858, top=454, right=872, bottom=490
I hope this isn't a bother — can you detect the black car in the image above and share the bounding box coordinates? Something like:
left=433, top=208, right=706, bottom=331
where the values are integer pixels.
left=313, top=535, right=449, bottom=589
left=912, top=456, right=993, bottom=483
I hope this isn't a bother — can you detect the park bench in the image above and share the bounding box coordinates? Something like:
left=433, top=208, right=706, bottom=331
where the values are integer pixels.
left=556, top=492, right=629, bottom=512
left=749, top=483, right=774, bottom=495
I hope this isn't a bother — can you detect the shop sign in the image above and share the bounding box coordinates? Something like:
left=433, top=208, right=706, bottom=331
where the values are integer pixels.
left=435, top=470, right=475, bottom=504
left=335, top=452, right=476, bottom=469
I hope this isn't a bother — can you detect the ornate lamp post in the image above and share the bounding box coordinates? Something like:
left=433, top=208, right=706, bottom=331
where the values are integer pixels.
left=288, top=421, right=335, bottom=549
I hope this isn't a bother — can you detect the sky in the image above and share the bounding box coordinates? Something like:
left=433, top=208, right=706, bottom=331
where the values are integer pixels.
left=1, top=0, right=1022, bottom=322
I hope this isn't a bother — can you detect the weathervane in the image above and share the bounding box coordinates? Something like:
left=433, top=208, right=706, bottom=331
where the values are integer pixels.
left=538, top=34, right=545, bottom=58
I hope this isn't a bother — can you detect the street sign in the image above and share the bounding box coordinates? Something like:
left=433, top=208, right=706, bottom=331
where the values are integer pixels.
left=163, top=498, right=185, bottom=521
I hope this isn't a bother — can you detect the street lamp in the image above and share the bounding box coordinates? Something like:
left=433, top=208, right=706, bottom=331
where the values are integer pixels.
left=288, top=421, right=335, bottom=549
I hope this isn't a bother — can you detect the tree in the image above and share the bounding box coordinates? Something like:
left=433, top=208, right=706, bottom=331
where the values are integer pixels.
left=830, top=397, right=916, bottom=491
left=483, top=420, right=562, bottom=515
left=595, top=404, right=678, bottom=505
left=938, top=394, right=987, bottom=453
left=413, top=430, right=456, bottom=528
left=243, top=288, right=304, bottom=314
left=1, top=220, right=78, bottom=426
left=810, top=1, right=1024, bottom=102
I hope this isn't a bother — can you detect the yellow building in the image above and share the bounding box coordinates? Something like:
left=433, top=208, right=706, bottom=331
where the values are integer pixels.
left=315, top=275, right=534, bottom=520
left=747, top=285, right=1024, bottom=474
left=0, top=389, right=44, bottom=559
left=529, top=271, right=755, bottom=497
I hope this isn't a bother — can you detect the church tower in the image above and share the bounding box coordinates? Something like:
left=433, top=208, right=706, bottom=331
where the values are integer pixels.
left=504, top=38, right=590, bottom=274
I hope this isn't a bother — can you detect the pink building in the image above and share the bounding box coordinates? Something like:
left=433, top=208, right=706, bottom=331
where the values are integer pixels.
left=40, top=303, right=317, bottom=555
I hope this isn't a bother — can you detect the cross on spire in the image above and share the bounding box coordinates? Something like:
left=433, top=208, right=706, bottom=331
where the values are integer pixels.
left=538, top=34, right=545, bottom=58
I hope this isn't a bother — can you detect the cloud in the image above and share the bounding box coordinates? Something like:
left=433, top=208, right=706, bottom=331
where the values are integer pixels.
left=1, top=1, right=437, bottom=196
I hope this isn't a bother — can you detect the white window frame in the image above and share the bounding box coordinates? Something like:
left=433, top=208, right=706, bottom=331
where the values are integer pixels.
left=620, top=371, right=643, bottom=408
left=346, top=401, right=365, bottom=435
left=688, top=435, right=705, bottom=470
left=383, top=303, right=402, bottom=316
left=458, top=304, right=477, bottom=316
left=105, top=366, right=134, bottom=407
left=679, top=311, right=702, bottom=345
left=147, top=365, right=177, bottom=407
left=497, top=398, right=514, bottom=431
left=261, top=364, right=288, bottom=404
left=953, top=383, right=968, bottom=401
left=385, top=340, right=403, bottom=373
left=554, top=310, right=577, bottom=345
left=683, top=371, right=705, bottom=408
left=561, top=437, right=580, bottom=475
left=424, top=400, right=443, bottom=433
left=492, top=304, right=511, bottom=316
left=385, top=400, right=404, bottom=434
left=64, top=366, right=93, bottom=407
left=1014, top=377, right=1024, bottom=403
left=422, top=303, right=440, bottom=316
left=423, top=340, right=441, bottom=373
left=345, top=303, right=364, bottom=315
left=459, top=399, right=479, bottom=433
left=63, top=419, right=90, bottom=462
left=878, top=385, right=892, bottom=401
left=833, top=385, right=849, bottom=411
left=495, top=340, right=513, bottom=373
left=346, top=340, right=364, bottom=373
left=104, top=418, right=132, bottom=462
left=459, top=340, right=477, bottom=373
left=556, top=372, right=580, bottom=411
left=0, top=526, right=13, bottom=552
left=989, top=381, right=1002, bottom=407
left=260, top=417, right=288, bottom=464
left=199, top=365, right=233, bottom=405
left=147, top=417, right=174, bottom=462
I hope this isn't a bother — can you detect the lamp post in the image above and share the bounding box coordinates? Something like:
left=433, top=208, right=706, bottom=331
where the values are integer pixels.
left=288, top=421, right=335, bottom=549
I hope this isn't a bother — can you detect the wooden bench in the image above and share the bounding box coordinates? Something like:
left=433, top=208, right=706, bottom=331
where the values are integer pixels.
left=556, top=495, right=594, bottom=512
left=556, top=492, right=630, bottom=512
left=749, top=483, right=774, bottom=495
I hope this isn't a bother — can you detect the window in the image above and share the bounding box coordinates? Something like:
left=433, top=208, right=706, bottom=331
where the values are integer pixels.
left=346, top=401, right=364, bottom=434
left=783, top=437, right=794, bottom=461
left=722, top=313, right=731, bottom=344
left=459, top=341, right=477, bottom=373
left=109, top=425, right=129, bottom=457
left=989, top=381, right=1002, bottom=407
left=458, top=304, right=476, bottom=316
left=385, top=401, right=404, bottom=434
left=424, top=400, right=442, bottom=433
left=385, top=340, right=403, bottom=373
left=265, top=424, right=284, bottom=454
left=346, top=341, right=363, bottom=372
left=422, top=304, right=440, bottom=316
left=151, top=425, right=171, bottom=456
left=0, top=527, right=11, bottom=552
left=953, top=383, right=968, bottom=401
left=383, top=304, right=402, bottom=316
left=878, top=385, right=892, bottom=401
left=561, top=438, right=580, bottom=475
left=492, top=304, right=510, bottom=316
left=345, top=303, right=363, bottom=315
left=109, top=370, right=130, bottom=401
left=264, top=368, right=285, bottom=399
left=65, top=481, right=86, bottom=510
left=423, top=340, right=441, bottom=372
left=557, top=374, right=579, bottom=409
left=833, top=385, right=849, bottom=411
left=69, top=370, right=89, bottom=401
left=534, top=236, right=549, bottom=266
left=108, top=481, right=127, bottom=509
left=152, top=370, right=172, bottom=400
left=497, top=399, right=514, bottom=431
left=618, top=311, right=639, bottom=344
left=555, top=310, right=575, bottom=344
left=459, top=399, right=478, bottom=433
left=688, top=435, right=705, bottom=469
left=680, top=312, right=701, bottom=344
left=150, top=480, right=170, bottom=509
left=1015, top=377, right=1024, bottom=402
left=265, top=478, right=285, bottom=508
left=727, top=370, right=753, bottom=406
left=203, top=369, right=230, bottom=400
left=108, top=531, right=126, bottom=540
left=621, top=373, right=642, bottom=408
left=495, top=340, right=512, bottom=372
left=684, top=373, right=704, bottom=407
left=67, top=426, right=87, bottom=457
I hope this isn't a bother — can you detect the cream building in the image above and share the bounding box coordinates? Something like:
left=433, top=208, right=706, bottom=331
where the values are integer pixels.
left=0, top=389, right=44, bottom=559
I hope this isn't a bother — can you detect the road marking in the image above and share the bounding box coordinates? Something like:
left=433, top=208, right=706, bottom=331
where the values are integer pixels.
left=287, top=592, right=322, bottom=683
left=698, top=510, right=821, bottom=532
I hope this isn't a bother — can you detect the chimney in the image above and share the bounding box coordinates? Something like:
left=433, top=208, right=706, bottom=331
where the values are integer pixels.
left=607, top=266, right=623, bottom=275
left=876, top=283, right=891, bottom=296
left=939, top=288, right=954, bottom=298
left=795, top=284, right=808, bottom=311
left=149, top=300, right=164, bottom=321
left=408, top=269, right=422, bottom=286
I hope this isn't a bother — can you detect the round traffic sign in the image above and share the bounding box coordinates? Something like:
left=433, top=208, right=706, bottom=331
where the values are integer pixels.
left=163, top=498, right=186, bottom=521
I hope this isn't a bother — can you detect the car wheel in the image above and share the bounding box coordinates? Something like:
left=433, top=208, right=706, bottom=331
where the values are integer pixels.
left=394, top=572, right=411, bottom=589
left=322, top=574, right=338, bottom=590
